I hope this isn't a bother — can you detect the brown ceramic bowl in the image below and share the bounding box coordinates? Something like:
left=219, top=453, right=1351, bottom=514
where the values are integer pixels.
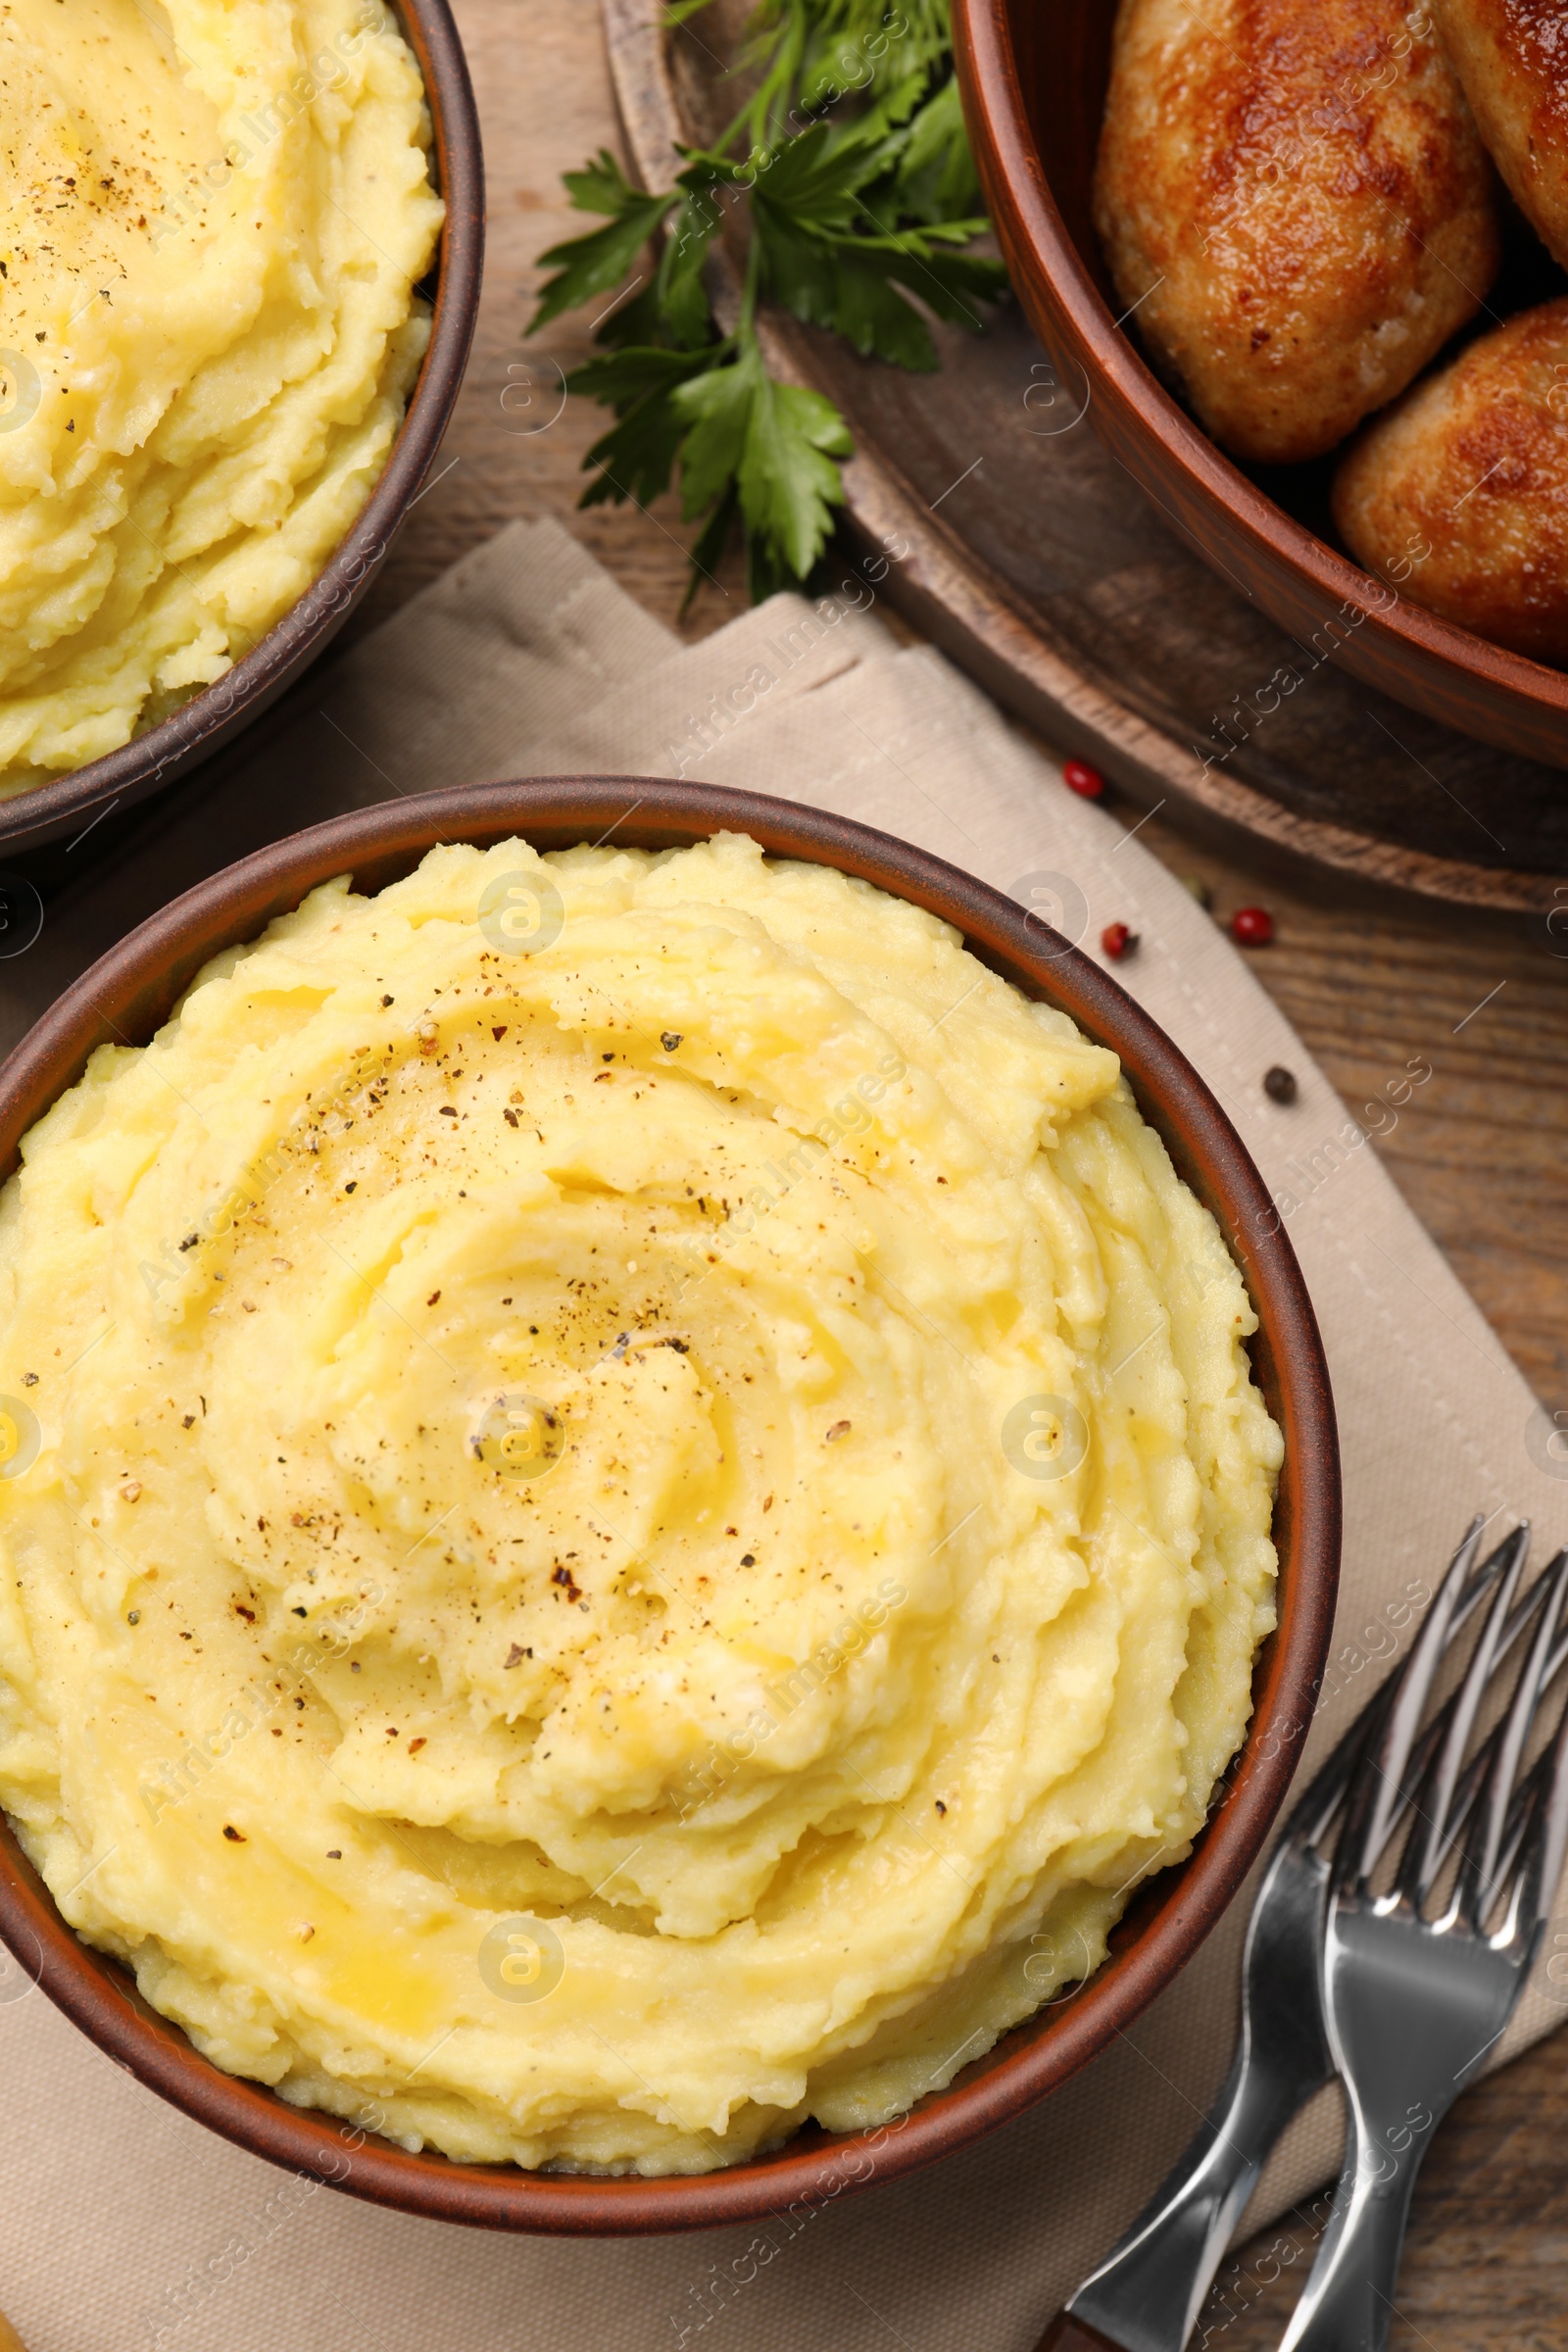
left=0, top=0, right=483, bottom=858
left=954, top=0, right=1568, bottom=769
left=0, top=779, right=1340, bottom=2232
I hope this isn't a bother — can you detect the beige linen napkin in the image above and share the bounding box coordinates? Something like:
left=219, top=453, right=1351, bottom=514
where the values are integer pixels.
left=0, top=516, right=1563, bottom=2352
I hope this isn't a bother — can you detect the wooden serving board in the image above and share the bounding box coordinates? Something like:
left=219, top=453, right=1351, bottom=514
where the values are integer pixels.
left=605, top=0, right=1568, bottom=915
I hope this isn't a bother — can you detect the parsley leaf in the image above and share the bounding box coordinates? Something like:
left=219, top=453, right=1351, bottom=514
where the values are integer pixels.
left=568, top=345, right=721, bottom=509
left=562, top=149, right=649, bottom=217
left=740, top=373, right=854, bottom=577
left=671, top=346, right=760, bottom=517
left=530, top=152, right=677, bottom=333
left=891, top=75, right=982, bottom=219
left=530, top=0, right=1005, bottom=597
left=671, top=340, right=851, bottom=580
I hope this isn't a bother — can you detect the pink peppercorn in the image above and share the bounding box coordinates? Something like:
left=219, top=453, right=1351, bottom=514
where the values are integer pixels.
left=1062, top=759, right=1105, bottom=800
left=1102, top=921, right=1137, bottom=959
left=1231, top=906, right=1275, bottom=947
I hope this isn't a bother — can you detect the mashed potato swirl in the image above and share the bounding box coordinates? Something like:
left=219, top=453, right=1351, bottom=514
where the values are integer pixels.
left=0, top=0, right=442, bottom=793
left=0, top=835, right=1281, bottom=2172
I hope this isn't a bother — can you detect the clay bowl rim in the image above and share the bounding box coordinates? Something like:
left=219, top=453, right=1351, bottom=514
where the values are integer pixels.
left=953, top=0, right=1568, bottom=742
left=0, top=0, right=484, bottom=857
left=0, top=777, right=1341, bottom=2235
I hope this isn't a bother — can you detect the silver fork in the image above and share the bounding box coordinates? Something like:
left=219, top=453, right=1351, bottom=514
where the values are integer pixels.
left=1279, top=1526, right=1568, bottom=2351
left=1036, top=1519, right=1536, bottom=2352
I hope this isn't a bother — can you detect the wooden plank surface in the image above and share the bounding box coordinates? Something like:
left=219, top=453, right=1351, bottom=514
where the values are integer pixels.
left=359, top=0, right=1568, bottom=2337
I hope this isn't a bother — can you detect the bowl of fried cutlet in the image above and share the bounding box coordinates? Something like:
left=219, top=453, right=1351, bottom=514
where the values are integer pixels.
left=955, top=0, right=1568, bottom=767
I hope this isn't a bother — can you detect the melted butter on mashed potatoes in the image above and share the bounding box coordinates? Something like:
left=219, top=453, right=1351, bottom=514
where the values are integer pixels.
left=0, top=0, right=441, bottom=794
left=0, top=835, right=1281, bottom=2173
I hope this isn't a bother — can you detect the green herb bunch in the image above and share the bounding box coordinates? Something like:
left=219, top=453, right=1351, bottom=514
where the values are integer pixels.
left=529, top=0, right=1006, bottom=604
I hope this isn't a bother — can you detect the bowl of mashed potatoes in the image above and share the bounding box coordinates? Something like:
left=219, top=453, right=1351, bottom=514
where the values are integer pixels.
left=0, top=0, right=480, bottom=854
left=0, top=779, right=1339, bottom=2230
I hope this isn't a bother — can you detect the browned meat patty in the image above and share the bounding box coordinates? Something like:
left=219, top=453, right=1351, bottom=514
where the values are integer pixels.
left=1333, top=296, right=1568, bottom=663
left=1434, top=0, right=1568, bottom=270
left=1094, top=0, right=1501, bottom=463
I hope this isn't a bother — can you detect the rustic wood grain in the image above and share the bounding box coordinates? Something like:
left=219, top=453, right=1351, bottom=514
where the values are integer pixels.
left=323, top=0, right=1568, bottom=2331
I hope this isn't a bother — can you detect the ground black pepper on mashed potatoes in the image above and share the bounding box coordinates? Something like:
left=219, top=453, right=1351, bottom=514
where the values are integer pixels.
left=0, top=0, right=441, bottom=792
left=0, top=836, right=1281, bottom=2173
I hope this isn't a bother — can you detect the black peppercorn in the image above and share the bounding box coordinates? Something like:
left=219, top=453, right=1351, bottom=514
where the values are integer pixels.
left=1263, top=1065, right=1298, bottom=1104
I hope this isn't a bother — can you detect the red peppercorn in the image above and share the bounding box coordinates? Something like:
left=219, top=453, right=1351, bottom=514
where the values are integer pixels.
left=1231, top=906, right=1275, bottom=947
left=1102, top=921, right=1138, bottom=959
left=1063, top=759, right=1105, bottom=800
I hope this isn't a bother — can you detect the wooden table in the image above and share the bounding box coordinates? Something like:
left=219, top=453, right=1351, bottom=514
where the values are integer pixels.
left=352, top=0, right=1568, bottom=2338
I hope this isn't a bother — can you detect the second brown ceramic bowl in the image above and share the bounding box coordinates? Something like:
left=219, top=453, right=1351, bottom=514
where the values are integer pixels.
left=954, top=0, right=1568, bottom=769
left=0, top=0, right=483, bottom=858
left=0, top=780, right=1340, bottom=2232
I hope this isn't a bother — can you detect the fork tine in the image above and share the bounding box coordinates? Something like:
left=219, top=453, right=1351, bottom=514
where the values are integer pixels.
left=1340, top=1515, right=1488, bottom=1887
left=1545, top=1615, right=1568, bottom=1694
left=1393, top=1721, right=1464, bottom=1907
left=1384, top=1542, right=1556, bottom=1894
left=1395, top=1702, right=1509, bottom=1909
left=1453, top=1528, right=1522, bottom=1640
left=1297, top=1522, right=1523, bottom=1883
left=1481, top=1740, right=1553, bottom=1935
left=1473, top=1549, right=1568, bottom=1907
left=1408, top=1524, right=1533, bottom=1899
left=1405, top=1554, right=1559, bottom=1910
left=1524, top=1679, right=1568, bottom=1935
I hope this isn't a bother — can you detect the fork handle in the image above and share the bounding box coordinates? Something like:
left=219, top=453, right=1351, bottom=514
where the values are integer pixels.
left=1053, top=2017, right=1327, bottom=2352
left=1278, top=2120, right=1439, bottom=2352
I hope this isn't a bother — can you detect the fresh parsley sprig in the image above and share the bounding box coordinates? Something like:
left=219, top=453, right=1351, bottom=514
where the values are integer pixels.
left=529, top=0, right=1006, bottom=604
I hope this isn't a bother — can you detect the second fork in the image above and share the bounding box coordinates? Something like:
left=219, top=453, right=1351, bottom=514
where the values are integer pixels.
left=1281, top=1527, right=1568, bottom=2350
